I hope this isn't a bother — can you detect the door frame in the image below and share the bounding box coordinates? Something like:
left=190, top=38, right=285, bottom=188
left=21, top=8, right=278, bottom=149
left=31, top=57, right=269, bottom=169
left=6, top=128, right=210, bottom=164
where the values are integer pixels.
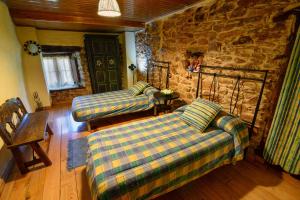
left=84, top=34, right=122, bottom=94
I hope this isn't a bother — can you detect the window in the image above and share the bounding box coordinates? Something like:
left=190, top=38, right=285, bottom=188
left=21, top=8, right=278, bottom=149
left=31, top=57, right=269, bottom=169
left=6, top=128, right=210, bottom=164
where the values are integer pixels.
left=41, top=46, right=82, bottom=91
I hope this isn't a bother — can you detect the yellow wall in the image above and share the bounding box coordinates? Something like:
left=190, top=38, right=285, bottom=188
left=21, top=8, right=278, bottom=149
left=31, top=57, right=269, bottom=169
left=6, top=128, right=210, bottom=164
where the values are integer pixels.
left=0, top=1, right=30, bottom=176
left=0, top=3, right=29, bottom=108
left=37, top=29, right=122, bottom=47
left=16, top=27, right=51, bottom=109
left=37, top=29, right=88, bottom=46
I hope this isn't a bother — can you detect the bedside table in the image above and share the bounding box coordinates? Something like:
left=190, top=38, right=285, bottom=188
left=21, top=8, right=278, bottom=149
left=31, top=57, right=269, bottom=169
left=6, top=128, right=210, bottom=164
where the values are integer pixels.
left=153, top=91, right=180, bottom=115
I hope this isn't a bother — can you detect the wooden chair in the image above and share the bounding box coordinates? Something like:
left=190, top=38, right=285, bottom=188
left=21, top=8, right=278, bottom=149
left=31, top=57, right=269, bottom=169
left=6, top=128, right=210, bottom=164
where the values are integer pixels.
left=0, top=97, right=53, bottom=174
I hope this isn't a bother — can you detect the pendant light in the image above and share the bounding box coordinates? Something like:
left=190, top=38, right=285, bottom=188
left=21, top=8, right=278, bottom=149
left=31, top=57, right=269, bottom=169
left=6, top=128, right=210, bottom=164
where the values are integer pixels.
left=98, top=0, right=121, bottom=17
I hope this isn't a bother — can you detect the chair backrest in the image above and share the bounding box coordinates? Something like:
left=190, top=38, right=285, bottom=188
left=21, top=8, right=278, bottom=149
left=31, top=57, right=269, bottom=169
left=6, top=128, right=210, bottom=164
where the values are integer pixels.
left=0, top=97, right=27, bottom=146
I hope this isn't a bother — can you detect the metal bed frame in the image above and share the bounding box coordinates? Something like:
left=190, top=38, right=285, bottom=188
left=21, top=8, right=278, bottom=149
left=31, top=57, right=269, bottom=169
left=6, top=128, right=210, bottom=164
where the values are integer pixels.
left=195, top=65, right=268, bottom=137
left=147, top=60, right=171, bottom=89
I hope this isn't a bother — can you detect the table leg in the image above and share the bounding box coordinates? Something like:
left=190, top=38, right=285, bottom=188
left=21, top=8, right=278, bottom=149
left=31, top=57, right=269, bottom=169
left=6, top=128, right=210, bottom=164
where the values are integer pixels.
left=30, top=143, right=52, bottom=166
left=164, top=99, right=169, bottom=114
left=46, top=123, right=54, bottom=135
left=11, top=148, right=28, bottom=174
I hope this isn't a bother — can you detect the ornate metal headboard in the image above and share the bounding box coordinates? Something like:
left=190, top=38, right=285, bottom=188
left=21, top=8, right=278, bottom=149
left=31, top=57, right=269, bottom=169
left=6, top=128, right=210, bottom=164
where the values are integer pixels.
left=195, top=65, right=268, bottom=137
left=147, top=60, right=171, bottom=89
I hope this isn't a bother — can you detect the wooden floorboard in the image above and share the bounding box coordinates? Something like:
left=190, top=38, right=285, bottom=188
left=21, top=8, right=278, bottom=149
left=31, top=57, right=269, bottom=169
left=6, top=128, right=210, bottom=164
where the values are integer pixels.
left=43, top=107, right=62, bottom=200
left=74, top=166, right=92, bottom=200
left=60, top=108, right=79, bottom=200
left=1, top=105, right=299, bottom=200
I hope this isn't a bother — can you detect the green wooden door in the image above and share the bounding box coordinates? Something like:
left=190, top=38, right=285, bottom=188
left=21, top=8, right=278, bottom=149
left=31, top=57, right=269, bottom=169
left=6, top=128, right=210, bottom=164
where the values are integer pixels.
left=85, top=35, right=121, bottom=93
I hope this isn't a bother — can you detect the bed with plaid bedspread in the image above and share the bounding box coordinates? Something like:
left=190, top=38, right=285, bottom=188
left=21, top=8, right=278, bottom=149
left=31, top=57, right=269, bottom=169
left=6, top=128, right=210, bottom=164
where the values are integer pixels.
left=72, top=90, right=157, bottom=122
left=86, top=112, right=249, bottom=200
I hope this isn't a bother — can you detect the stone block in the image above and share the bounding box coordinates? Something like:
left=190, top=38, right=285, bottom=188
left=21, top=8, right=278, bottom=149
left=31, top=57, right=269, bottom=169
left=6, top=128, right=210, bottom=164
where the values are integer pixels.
left=233, top=36, right=254, bottom=45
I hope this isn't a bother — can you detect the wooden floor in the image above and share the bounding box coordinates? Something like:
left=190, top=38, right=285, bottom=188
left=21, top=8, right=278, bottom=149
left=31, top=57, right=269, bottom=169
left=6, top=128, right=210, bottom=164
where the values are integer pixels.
left=0, top=105, right=299, bottom=200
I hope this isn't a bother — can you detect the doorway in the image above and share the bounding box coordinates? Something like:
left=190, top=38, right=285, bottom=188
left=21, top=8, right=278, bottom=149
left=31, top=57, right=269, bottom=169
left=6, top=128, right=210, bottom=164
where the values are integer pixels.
left=85, top=35, right=121, bottom=93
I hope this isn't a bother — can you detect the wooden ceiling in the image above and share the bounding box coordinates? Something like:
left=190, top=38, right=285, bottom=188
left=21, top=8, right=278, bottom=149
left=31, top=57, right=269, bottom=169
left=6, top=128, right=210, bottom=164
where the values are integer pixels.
left=6, top=0, right=204, bottom=32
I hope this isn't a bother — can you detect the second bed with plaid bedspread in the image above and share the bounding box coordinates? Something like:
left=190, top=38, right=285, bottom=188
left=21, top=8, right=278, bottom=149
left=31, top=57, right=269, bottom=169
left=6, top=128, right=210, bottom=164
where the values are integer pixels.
left=86, top=112, right=249, bottom=200
left=72, top=90, right=157, bottom=122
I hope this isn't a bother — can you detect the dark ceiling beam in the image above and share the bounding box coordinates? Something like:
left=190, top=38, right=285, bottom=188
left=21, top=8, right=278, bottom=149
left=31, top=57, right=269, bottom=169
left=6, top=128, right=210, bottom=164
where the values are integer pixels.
left=9, top=9, right=145, bottom=29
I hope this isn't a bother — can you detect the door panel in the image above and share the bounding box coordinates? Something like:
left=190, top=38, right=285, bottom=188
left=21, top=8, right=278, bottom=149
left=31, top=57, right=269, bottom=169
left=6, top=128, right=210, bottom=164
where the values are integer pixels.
left=96, top=70, right=106, bottom=83
left=97, top=84, right=107, bottom=93
left=110, top=83, right=119, bottom=91
left=106, top=41, right=116, bottom=54
left=108, top=70, right=117, bottom=81
left=92, top=40, right=106, bottom=54
left=107, top=56, right=117, bottom=69
left=85, top=35, right=121, bottom=93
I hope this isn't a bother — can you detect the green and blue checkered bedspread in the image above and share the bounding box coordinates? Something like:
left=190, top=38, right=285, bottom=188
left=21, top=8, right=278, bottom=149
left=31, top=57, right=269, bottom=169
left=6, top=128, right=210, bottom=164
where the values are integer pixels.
left=86, top=112, right=249, bottom=200
left=72, top=90, right=156, bottom=122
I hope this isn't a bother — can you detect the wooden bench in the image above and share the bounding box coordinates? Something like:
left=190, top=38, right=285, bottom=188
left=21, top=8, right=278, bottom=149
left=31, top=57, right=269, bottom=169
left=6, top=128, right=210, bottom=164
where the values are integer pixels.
left=0, top=97, right=53, bottom=174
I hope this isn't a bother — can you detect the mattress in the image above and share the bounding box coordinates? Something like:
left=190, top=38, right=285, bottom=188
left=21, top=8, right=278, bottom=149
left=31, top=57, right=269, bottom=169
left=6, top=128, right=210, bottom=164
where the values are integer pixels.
left=72, top=90, right=156, bottom=122
left=86, top=112, right=249, bottom=200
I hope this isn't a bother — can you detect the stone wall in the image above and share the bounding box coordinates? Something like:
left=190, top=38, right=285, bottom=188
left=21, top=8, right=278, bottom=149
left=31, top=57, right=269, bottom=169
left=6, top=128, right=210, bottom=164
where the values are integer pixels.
left=136, top=0, right=297, bottom=146
left=50, top=49, right=92, bottom=105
